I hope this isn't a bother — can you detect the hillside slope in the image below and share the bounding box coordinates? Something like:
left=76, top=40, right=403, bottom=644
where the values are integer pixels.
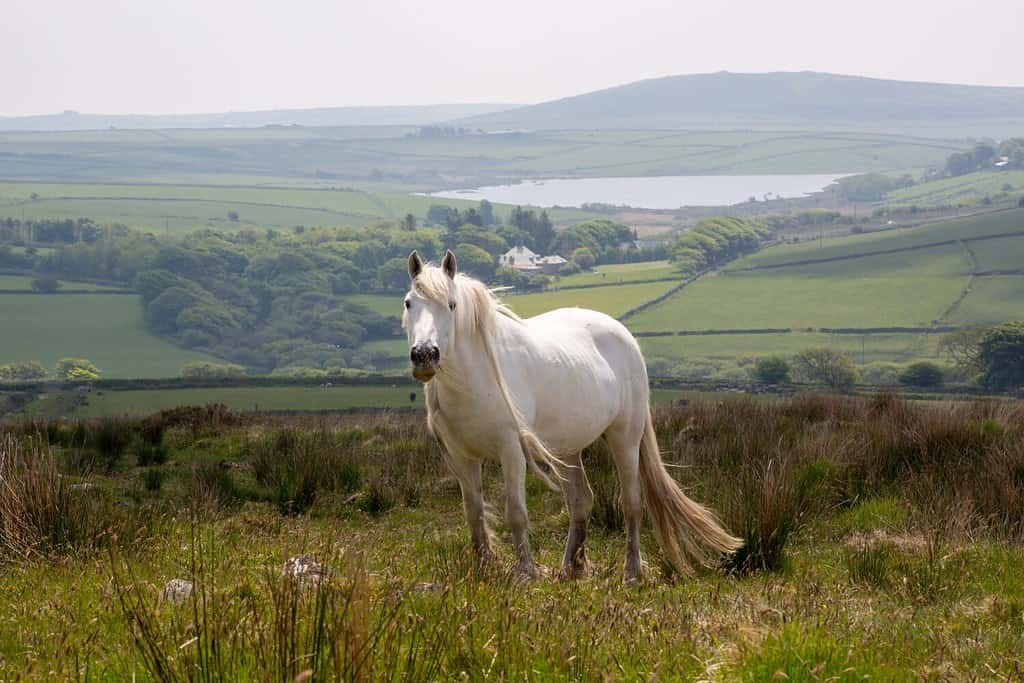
left=463, top=72, right=1024, bottom=136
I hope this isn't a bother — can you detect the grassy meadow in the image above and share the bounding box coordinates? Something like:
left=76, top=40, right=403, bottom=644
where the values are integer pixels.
left=503, top=281, right=678, bottom=319
left=0, top=293, right=217, bottom=377
left=3, top=395, right=1024, bottom=679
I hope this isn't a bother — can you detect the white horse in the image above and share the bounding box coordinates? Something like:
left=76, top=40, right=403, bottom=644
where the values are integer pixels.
left=403, top=250, right=740, bottom=581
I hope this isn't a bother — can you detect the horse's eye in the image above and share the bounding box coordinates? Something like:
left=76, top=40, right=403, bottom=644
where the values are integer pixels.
left=404, top=300, right=411, bottom=309
left=449, top=301, right=456, bottom=311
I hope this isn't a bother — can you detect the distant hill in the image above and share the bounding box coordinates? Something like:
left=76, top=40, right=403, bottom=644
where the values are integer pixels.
left=461, top=72, right=1024, bottom=136
left=0, top=103, right=519, bottom=132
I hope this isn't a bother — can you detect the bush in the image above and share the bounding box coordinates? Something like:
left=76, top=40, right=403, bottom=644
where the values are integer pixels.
left=898, top=361, right=945, bottom=388
left=752, top=356, right=791, bottom=384
left=558, top=260, right=582, bottom=276
left=978, top=321, right=1024, bottom=390
left=54, top=358, right=100, bottom=381
left=0, top=361, right=47, bottom=382
left=30, top=277, right=61, bottom=293
left=793, top=348, right=858, bottom=392
left=180, top=361, right=247, bottom=379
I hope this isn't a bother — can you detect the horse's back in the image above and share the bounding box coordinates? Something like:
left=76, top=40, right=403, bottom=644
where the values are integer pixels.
left=523, top=307, right=650, bottom=427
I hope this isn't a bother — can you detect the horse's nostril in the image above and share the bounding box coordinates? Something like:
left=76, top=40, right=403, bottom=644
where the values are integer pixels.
left=429, top=346, right=440, bottom=362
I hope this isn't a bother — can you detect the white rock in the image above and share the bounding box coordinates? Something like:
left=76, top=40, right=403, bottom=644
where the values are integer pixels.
left=161, top=578, right=193, bottom=604
left=281, top=555, right=326, bottom=584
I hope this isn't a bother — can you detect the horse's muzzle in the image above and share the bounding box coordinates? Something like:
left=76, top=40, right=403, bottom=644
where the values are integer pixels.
left=410, top=343, right=440, bottom=383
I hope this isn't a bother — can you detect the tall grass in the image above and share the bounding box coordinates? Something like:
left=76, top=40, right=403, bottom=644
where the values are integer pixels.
left=0, top=435, right=154, bottom=561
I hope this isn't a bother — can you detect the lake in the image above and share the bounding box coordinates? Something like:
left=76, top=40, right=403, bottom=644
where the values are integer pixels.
left=426, top=174, right=849, bottom=209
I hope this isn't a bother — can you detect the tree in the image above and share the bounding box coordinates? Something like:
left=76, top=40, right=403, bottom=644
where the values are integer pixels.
left=0, top=361, right=47, bottom=382
left=30, top=277, right=61, bottom=292
left=572, top=247, right=596, bottom=269
left=793, top=348, right=857, bottom=392
left=978, top=321, right=1024, bottom=390
left=377, top=257, right=412, bottom=292
left=180, top=361, right=246, bottom=379
left=453, top=243, right=495, bottom=280
left=478, top=199, right=495, bottom=226
left=753, top=356, right=791, bottom=384
left=55, top=357, right=100, bottom=381
left=402, top=213, right=416, bottom=231
left=937, top=326, right=987, bottom=376
left=898, top=361, right=944, bottom=388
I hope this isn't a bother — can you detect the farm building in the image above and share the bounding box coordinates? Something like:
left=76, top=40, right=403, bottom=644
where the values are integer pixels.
left=499, top=245, right=567, bottom=274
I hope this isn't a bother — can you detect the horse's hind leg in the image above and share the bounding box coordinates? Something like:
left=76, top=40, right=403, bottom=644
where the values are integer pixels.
left=604, top=424, right=645, bottom=583
left=557, top=451, right=593, bottom=579
left=446, top=450, right=492, bottom=565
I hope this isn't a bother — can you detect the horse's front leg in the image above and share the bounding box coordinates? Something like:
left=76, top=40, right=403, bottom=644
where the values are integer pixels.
left=447, top=450, right=493, bottom=566
left=500, top=443, right=541, bottom=579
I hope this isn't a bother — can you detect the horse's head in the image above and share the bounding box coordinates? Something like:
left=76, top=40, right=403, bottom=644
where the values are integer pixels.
left=403, top=249, right=458, bottom=383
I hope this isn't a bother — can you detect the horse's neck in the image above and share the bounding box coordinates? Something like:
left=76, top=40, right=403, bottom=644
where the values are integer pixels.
left=435, top=308, right=525, bottom=407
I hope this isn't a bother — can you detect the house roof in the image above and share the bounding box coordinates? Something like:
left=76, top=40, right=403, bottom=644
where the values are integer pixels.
left=500, top=244, right=540, bottom=268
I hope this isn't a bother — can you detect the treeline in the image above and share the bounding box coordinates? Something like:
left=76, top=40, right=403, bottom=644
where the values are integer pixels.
left=945, top=139, right=1024, bottom=177
left=669, top=217, right=772, bottom=277
left=5, top=210, right=663, bottom=374
left=831, top=173, right=915, bottom=202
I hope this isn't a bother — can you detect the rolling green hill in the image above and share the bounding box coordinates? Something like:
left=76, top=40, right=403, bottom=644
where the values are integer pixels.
left=0, top=293, right=218, bottom=377
left=627, top=208, right=1024, bottom=376
left=462, top=71, right=1024, bottom=137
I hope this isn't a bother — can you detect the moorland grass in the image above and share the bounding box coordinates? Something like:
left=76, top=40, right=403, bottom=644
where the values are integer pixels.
left=2, top=394, right=1024, bottom=678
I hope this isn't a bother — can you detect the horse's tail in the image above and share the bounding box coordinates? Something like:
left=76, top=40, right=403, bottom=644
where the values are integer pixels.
left=639, top=408, right=742, bottom=574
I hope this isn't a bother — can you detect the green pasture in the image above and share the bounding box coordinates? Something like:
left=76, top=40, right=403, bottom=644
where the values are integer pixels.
left=0, top=127, right=960, bottom=193
left=630, top=245, right=971, bottom=332
left=0, top=293, right=216, bottom=377
left=947, top=277, right=1024, bottom=326
left=0, top=275, right=124, bottom=290
left=60, top=384, right=422, bottom=417
left=639, top=331, right=938, bottom=365
left=968, top=234, right=1024, bottom=272
left=885, top=170, right=1024, bottom=207
left=737, top=207, right=1024, bottom=270
left=555, top=260, right=677, bottom=287
left=502, top=280, right=677, bottom=319
left=345, top=293, right=402, bottom=316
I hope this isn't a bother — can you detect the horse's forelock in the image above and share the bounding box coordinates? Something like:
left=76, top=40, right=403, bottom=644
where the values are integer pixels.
left=412, top=266, right=520, bottom=339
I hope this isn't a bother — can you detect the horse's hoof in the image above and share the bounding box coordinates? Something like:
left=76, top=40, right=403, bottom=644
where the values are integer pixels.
left=558, top=559, right=589, bottom=581
left=513, top=562, right=546, bottom=581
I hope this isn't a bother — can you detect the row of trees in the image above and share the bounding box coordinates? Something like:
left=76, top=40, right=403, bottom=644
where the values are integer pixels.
left=945, top=139, right=1024, bottom=177
left=0, top=358, right=100, bottom=382
left=669, top=217, right=771, bottom=277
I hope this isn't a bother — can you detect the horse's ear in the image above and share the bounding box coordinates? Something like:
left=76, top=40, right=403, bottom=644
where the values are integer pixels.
left=408, top=250, right=423, bottom=280
left=442, top=249, right=457, bottom=279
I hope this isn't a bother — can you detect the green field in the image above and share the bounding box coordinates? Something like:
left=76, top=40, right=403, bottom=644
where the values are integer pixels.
left=885, top=170, right=1024, bottom=207
left=736, top=208, right=1024, bottom=270
left=503, top=280, right=677, bottom=318
left=346, top=293, right=402, bottom=316
left=0, top=275, right=124, bottom=290
left=0, top=127, right=961, bottom=192
left=947, top=277, right=1024, bottom=326
left=0, top=294, right=216, bottom=377
left=630, top=245, right=970, bottom=331
left=60, top=384, right=422, bottom=417
left=968, top=234, right=1024, bottom=272
left=555, top=260, right=677, bottom=287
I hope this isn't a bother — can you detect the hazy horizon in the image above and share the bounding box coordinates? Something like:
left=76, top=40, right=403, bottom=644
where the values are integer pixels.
left=4, top=0, right=1024, bottom=118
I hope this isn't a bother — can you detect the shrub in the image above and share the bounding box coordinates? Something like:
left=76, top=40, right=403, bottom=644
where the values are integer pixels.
left=54, top=357, right=101, bottom=381
left=978, top=321, right=1024, bottom=390
left=898, top=361, right=945, bottom=388
left=752, top=356, right=791, bottom=384
left=0, top=436, right=151, bottom=560
left=0, top=361, right=47, bottom=382
left=180, top=361, right=246, bottom=379
left=30, top=277, right=61, bottom=293
left=793, top=347, right=858, bottom=392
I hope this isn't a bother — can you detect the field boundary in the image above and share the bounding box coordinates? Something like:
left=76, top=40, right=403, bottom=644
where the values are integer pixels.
left=617, top=268, right=712, bottom=322
left=635, top=325, right=961, bottom=338
left=731, top=226, right=1024, bottom=273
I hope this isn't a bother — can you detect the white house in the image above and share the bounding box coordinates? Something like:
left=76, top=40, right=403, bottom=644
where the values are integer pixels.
left=499, top=245, right=567, bottom=275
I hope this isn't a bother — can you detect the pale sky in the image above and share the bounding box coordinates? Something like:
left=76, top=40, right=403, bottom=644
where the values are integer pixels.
left=4, top=0, right=1023, bottom=117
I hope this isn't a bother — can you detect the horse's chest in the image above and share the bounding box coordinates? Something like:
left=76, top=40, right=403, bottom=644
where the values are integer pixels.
left=434, top=392, right=518, bottom=456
